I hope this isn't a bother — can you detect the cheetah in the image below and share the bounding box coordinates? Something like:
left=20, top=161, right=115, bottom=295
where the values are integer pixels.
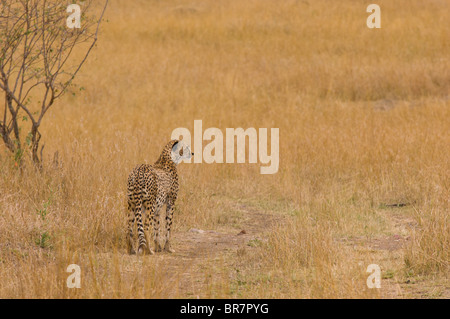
left=126, top=139, right=193, bottom=255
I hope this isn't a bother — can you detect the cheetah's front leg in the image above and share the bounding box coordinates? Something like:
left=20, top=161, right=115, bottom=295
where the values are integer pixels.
left=152, top=210, right=163, bottom=252
left=163, top=202, right=175, bottom=253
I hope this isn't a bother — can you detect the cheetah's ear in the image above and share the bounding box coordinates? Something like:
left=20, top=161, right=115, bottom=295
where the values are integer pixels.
left=171, top=140, right=180, bottom=151
left=170, top=139, right=180, bottom=148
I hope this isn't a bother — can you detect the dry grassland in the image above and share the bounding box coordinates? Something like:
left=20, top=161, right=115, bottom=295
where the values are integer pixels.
left=0, top=0, right=448, bottom=298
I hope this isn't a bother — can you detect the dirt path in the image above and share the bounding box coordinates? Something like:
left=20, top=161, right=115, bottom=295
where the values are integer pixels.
left=341, top=204, right=448, bottom=299
left=148, top=203, right=283, bottom=297
left=119, top=201, right=446, bottom=298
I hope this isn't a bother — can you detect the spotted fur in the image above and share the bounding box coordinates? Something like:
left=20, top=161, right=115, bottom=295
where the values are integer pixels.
left=126, top=140, right=193, bottom=255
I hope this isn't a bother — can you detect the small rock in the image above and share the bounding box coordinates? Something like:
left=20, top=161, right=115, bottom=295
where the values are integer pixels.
left=189, top=228, right=205, bottom=234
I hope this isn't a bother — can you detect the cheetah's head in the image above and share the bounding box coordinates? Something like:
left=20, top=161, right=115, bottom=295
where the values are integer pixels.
left=170, top=140, right=194, bottom=165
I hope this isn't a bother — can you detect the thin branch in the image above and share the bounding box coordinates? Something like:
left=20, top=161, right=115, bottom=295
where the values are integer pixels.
left=0, top=0, right=108, bottom=166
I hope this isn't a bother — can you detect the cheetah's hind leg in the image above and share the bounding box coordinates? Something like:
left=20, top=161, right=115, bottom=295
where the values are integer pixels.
left=163, top=203, right=175, bottom=253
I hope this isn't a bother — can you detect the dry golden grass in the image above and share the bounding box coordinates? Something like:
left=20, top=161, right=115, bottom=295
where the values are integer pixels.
left=0, top=0, right=449, bottom=298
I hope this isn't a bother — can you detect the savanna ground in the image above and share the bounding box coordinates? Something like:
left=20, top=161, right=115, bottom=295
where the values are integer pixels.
left=0, top=0, right=449, bottom=298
